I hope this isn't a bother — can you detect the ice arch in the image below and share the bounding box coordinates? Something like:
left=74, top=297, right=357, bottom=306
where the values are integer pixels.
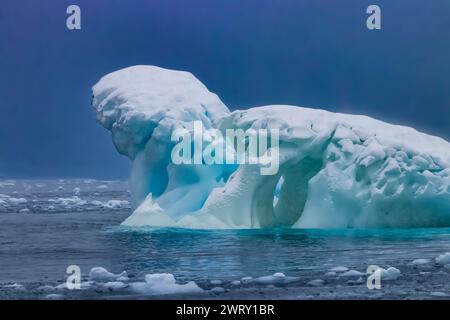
left=92, top=65, right=450, bottom=229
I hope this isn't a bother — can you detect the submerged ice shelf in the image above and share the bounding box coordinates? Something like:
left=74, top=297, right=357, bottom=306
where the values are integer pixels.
left=92, top=65, right=450, bottom=229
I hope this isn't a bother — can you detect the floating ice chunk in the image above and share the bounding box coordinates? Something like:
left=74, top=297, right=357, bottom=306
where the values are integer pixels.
left=324, top=271, right=337, bottom=277
left=102, top=200, right=130, bottom=209
left=45, top=294, right=65, bottom=300
left=19, top=208, right=30, bottom=213
left=412, top=259, right=430, bottom=265
left=94, top=65, right=450, bottom=229
left=3, top=283, right=25, bottom=290
left=97, top=185, right=108, bottom=189
left=129, top=273, right=203, bottom=295
left=103, top=281, right=128, bottom=290
left=307, top=279, right=324, bottom=287
left=430, top=292, right=448, bottom=297
left=331, top=266, right=349, bottom=272
left=240, top=277, right=253, bottom=284
left=73, top=187, right=81, bottom=195
left=254, top=272, right=299, bottom=285
left=89, top=267, right=127, bottom=282
left=436, top=253, right=450, bottom=265
left=376, top=267, right=401, bottom=280
left=48, top=196, right=87, bottom=207
left=210, top=280, right=222, bottom=285
left=340, top=270, right=365, bottom=277
left=210, top=287, right=225, bottom=293
left=230, top=280, right=241, bottom=286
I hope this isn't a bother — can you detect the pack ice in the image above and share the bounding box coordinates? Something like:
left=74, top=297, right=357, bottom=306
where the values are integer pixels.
left=92, top=65, right=450, bottom=228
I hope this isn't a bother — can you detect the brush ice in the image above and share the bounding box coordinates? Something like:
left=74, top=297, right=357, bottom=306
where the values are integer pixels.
left=129, top=273, right=203, bottom=295
left=89, top=267, right=127, bottom=282
left=436, top=253, right=450, bottom=265
left=94, top=65, right=450, bottom=229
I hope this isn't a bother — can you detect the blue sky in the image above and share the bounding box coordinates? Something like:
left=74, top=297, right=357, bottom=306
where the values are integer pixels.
left=1, top=0, right=449, bottom=179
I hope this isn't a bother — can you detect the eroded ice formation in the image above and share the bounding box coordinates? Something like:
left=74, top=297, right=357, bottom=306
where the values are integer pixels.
left=93, top=65, right=450, bottom=228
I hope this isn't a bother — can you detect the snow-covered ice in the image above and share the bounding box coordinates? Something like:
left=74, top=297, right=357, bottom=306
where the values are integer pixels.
left=93, top=65, right=450, bottom=229
left=436, top=253, right=450, bottom=265
left=103, top=281, right=128, bottom=290
left=340, top=270, right=365, bottom=277
left=411, top=259, right=430, bottom=265
left=89, top=267, right=127, bottom=282
left=378, top=267, right=401, bottom=280
left=129, top=273, right=203, bottom=295
left=254, top=272, right=299, bottom=285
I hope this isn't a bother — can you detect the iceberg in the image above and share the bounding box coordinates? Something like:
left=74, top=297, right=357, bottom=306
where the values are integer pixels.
left=93, top=65, right=450, bottom=229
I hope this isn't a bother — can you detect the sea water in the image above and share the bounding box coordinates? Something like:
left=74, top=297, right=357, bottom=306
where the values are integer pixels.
left=1, top=179, right=450, bottom=299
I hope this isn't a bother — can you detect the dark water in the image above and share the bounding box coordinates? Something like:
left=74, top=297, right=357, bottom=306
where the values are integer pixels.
left=1, top=179, right=450, bottom=299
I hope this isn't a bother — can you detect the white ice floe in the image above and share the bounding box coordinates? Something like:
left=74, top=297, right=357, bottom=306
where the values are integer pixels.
left=324, top=272, right=337, bottom=277
left=412, top=258, right=430, bottom=265
left=436, top=253, right=450, bottom=265
left=210, top=287, right=225, bottom=293
left=254, top=272, right=299, bottom=285
left=129, top=273, right=203, bottom=295
left=307, top=279, right=324, bottom=287
left=90, top=199, right=130, bottom=209
left=330, top=266, right=349, bottom=272
left=89, top=267, right=127, bottom=282
left=210, top=280, right=222, bottom=285
left=48, top=196, right=87, bottom=207
left=3, top=283, right=25, bottom=290
left=102, top=200, right=130, bottom=209
left=230, top=280, right=241, bottom=286
left=340, top=270, right=365, bottom=277
left=430, top=292, right=448, bottom=297
left=44, top=294, right=65, bottom=300
left=376, top=267, right=401, bottom=280
left=73, top=187, right=81, bottom=195
left=103, top=281, right=128, bottom=290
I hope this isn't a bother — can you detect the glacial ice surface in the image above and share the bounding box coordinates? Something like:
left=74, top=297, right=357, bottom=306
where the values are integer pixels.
left=93, top=65, right=450, bottom=229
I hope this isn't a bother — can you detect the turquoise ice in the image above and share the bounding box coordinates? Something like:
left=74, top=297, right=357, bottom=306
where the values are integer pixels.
left=93, top=66, right=450, bottom=229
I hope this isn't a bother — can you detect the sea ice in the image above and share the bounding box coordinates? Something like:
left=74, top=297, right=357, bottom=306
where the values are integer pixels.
left=89, top=267, right=127, bottom=282
left=340, top=270, right=365, bottom=277
left=254, top=272, right=299, bottom=285
left=436, top=253, right=450, bottom=265
left=44, top=294, right=65, bottom=300
left=210, top=287, right=225, bottom=293
left=48, top=196, right=87, bottom=207
left=129, top=273, right=203, bottom=295
left=331, top=266, right=349, bottom=272
left=411, top=259, right=430, bottom=265
left=93, top=65, right=450, bottom=229
left=378, top=267, right=401, bottom=280
left=103, top=281, right=128, bottom=290
left=307, top=279, right=324, bottom=287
